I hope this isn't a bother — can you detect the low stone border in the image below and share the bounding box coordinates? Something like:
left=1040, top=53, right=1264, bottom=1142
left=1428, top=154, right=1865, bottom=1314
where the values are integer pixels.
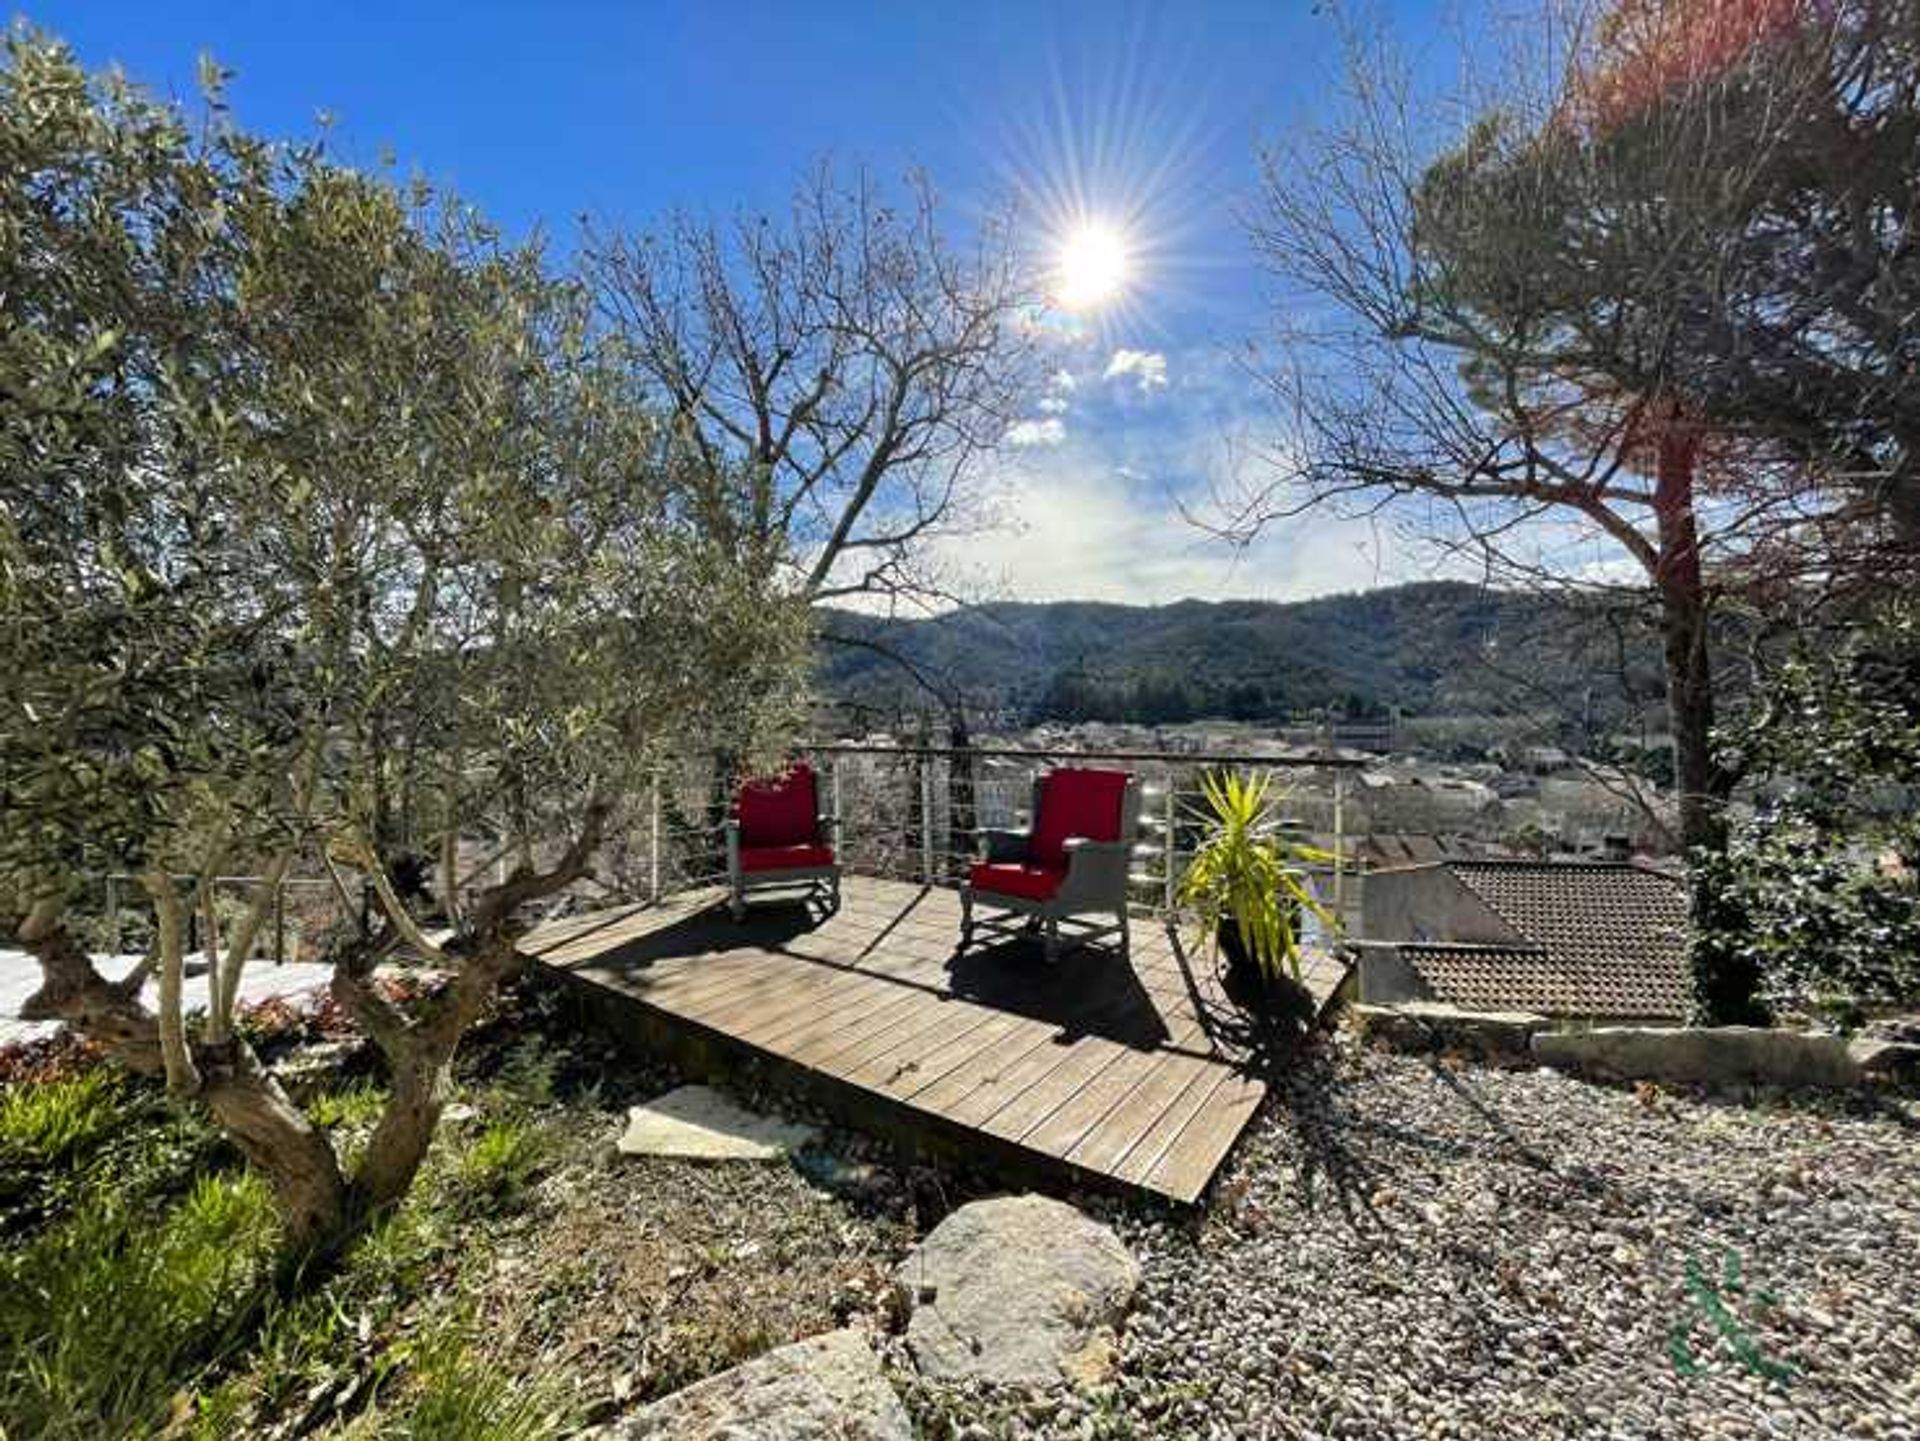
left=1532, top=1024, right=1920, bottom=1091
left=1348, top=1001, right=1550, bottom=1065
left=1353, top=1002, right=1920, bottom=1092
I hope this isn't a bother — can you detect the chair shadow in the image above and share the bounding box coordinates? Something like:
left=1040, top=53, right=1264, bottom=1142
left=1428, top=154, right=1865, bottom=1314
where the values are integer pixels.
left=943, top=935, right=1171, bottom=1050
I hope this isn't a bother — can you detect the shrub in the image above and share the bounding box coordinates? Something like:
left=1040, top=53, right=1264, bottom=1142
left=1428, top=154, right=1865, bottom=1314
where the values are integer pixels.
left=1696, top=606, right=1920, bottom=1024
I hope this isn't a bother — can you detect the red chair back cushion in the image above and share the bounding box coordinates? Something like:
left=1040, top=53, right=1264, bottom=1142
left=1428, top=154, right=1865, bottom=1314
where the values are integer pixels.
left=1028, top=767, right=1129, bottom=868
left=735, top=763, right=819, bottom=848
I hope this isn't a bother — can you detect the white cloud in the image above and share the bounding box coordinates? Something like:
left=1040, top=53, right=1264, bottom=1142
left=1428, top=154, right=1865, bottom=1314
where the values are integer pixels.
left=1036, top=395, right=1070, bottom=415
left=1004, top=417, right=1067, bottom=448
left=939, top=450, right=1430, bottom=604
left=1049, top=368, right=1077, bottom=392
left=1103, top=348, right=1168, bottom=392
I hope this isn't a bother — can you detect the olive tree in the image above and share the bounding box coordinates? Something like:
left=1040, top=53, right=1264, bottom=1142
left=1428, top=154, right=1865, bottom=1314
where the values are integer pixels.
left=583, top=165, right=1040, bottom=612
left=0, top=32, right=809, bottom=1251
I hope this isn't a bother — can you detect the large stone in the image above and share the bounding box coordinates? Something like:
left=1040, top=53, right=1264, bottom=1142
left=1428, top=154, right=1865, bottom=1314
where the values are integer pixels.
left=619, top=1328, right=909, bottom=1440
left=1351, top=1001, right=1549, bottom=1063
left=896, top=1194, right=1140, bottom=1387
left=1532, top=1025, right=1911, bottom=1090
left=617, top=1084, right=817, bottom=1161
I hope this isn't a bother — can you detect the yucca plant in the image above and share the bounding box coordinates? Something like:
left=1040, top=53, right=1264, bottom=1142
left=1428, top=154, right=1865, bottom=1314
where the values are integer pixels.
left=1177, top=769, right=1336, bottom=988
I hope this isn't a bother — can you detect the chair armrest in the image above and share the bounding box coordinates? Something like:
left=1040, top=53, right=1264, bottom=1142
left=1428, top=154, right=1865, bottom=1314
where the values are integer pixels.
left=1058, top=837, right=1132, bottom=907
left=978, top=827, right=1032, bottom=863
left=818, top=813, right=841, bottom=848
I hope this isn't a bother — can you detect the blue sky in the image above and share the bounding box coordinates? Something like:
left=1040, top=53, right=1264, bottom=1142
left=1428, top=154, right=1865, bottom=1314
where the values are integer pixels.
left=26, top=0, right=1493, bottom=605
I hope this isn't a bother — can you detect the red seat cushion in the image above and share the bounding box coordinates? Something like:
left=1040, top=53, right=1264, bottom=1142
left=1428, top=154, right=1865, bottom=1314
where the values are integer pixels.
left=968, top=860, right=1065, bottom=901
left=740, top=842, right=835, bottom=873
left=735, top=763, right=820, bottom=848
left=1028, top=768, right=1129, bottom=868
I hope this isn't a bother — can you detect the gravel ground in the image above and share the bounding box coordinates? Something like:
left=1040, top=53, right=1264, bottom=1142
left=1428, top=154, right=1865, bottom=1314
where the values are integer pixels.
left=901, top=1037, right=1920, bottom=1440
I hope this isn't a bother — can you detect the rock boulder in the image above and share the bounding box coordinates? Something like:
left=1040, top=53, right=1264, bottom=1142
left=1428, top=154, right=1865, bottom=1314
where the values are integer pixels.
left=619, top=1328, right=909, bottom=1440
left=896, top=1194, right=1140, bottom=1387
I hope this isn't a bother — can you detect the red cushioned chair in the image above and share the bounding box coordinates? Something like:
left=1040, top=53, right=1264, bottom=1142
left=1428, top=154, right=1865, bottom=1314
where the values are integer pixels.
left=960, top=767, right=1140, bottom=963
left=726, top=762, right=840, bottom=922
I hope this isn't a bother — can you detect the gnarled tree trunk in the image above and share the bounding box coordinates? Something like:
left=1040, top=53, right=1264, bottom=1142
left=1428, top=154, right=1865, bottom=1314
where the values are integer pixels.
left=19, top=905, right=351, bottom=1251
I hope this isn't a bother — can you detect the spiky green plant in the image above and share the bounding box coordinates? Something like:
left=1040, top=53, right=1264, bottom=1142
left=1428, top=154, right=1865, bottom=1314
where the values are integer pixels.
left=1176, top=769, right=1336, bottom=983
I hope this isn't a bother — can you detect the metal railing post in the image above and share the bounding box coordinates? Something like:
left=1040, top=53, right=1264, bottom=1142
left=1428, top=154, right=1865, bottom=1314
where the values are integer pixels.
left=273, top=879, right=286, bottom=964
left=920, top=757, right=935, bottom=882
left=648, top=770, right=663, bottom=903
left=1332, top=769, right=1347, bottom=923
left=1162, top=772, right=1177, bottom=914
left=831, top=758, right=844, bottom=863
left=105, top=874, right=120, bottom=955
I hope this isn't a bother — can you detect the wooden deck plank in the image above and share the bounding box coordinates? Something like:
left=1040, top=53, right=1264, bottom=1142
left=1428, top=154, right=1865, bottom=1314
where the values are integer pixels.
left=1111, top=1068, right=1236, bottom=1186
left=976, top=1038, right=1133, bottom=1142
left=749, top=972, right=922, bottom=1053
left=1023, top=1046, right=1181, bottom=1157
left=1142, top=1075, right=1267, bottom=1203
left=529, top=876, right=1271, bottom=1204
left=884, top=1010, right=1041, bottom=1103
left=1066, top=1051, right=1216, bottom=1175
left=722, top=969, right=895, bottom=1047
left=670, top=960, right=852, bottom=1034
left=781, top=987, right=940, bottom=1069
left=845, top=1002, right=1010, bottom=1092
left=817, top=994, right=986, bottom=1081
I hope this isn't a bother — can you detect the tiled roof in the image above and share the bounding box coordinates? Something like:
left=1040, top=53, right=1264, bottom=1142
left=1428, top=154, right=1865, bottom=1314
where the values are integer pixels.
left=1403, top=861, right=1693, bottom=1020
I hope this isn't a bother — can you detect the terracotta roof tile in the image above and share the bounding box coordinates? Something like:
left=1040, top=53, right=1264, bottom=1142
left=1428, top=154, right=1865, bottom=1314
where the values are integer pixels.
left=1401, top=861, right=1693, bottom=1020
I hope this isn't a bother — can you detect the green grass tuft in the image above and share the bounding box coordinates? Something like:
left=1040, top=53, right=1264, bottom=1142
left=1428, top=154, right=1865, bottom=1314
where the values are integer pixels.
left=454, top=1119, right=552, bottom=1205
left=309, top=1080, right=390, bottom=1131
left=0, top=1070, right=122, bottom=1168
left=359, top=1314, right=568, bottom=1441
left=0, top=1170, right=280, bottom=1439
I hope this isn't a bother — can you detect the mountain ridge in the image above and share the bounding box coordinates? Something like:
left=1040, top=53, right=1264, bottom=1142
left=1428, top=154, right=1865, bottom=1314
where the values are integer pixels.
left=817, top=581, right=1638, bottom=726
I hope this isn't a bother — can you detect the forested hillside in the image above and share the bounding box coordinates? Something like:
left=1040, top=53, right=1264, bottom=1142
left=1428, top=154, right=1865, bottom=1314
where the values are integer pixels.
left=817, top=582, right=1660, bottom=725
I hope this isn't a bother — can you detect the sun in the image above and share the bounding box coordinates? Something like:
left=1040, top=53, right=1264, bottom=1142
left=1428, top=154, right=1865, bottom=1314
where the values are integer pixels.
left=1054, top=221, right=1130, bottom=310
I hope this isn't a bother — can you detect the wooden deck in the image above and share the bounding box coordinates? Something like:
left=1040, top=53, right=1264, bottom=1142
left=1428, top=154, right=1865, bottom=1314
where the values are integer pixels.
left=526, top=876, right=1347, bottom=1204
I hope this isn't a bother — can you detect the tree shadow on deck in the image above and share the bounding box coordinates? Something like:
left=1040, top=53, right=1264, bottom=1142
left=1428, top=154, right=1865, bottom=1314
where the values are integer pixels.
left=549, top=898, right=826, bottom=982
left=943, top=936, right=1172, bottom=1049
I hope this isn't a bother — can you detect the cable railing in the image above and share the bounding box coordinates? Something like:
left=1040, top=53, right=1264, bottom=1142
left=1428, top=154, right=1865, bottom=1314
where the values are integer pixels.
left=57, top=741, right=1669, bottom=964
left=796, top=742, right=1362, bottom=941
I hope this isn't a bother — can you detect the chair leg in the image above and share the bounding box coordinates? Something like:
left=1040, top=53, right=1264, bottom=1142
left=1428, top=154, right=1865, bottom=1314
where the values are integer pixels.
left=1043, top=916, right=1060, bottom=965
left=729, top=885, right=746, bottom=923
left=959, top=889, right=972, bottom=947
left=1117, top=910, right=1130, bottom=958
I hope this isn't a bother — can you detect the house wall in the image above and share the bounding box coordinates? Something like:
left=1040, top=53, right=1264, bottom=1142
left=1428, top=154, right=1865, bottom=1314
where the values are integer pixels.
left=1348, top=942, right=1432, bottom=1005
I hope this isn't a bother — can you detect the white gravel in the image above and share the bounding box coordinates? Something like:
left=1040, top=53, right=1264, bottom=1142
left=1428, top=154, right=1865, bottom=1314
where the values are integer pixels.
left=0, top=948, right=336, bottom=1047
left=902, top=1038, right=1920, bottom=1439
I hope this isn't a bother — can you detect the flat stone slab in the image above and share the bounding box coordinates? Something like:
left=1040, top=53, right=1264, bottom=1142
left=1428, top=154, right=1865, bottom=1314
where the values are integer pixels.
left=897, top=1193, right=1140, bottom=1387
left=619, top=1328, right=909, bottom=1440
left=617, top=1084, right=817, bottom=1161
